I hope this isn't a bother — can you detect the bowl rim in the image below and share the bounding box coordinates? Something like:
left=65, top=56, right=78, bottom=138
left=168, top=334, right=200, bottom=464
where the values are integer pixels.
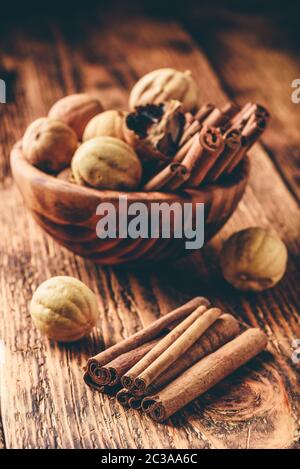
left=11, top=141, right=250, bottom=204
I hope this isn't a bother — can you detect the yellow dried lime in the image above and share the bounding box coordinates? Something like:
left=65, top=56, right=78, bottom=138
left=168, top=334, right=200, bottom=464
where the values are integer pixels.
left=30, top=276, right=99, bottom=342
left=220, top=227, right=288, bottom=292
left=22, top=117, right=78, bottom=173
left=129, top=68, right=200, bottom=112
left=83, top=110, right=126, bottom=141
left=71, top=136, right=142, bottom=190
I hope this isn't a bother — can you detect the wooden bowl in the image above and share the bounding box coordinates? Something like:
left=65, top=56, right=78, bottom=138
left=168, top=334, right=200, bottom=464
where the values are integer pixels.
left=10, top=144, right=249, bottom=265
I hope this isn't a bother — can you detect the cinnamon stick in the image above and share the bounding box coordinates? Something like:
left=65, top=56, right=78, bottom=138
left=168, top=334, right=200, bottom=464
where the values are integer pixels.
left=175, top=103, right=236, bottom=164
left=128, top=395, right=143, bottom=409
left=226, top=114, right=267, bottom=174
left=83, top=372, right=121, bottom=395
left=175, top=101, right=266, bottom=174
left=221, top=102, right=241, bottom=119
left=230, top=102, right=253, bottom=126
left=134, top=307, right=222, bottom=392
left=179, top=120, right=202, bottom=147
left=116, top=388, right=133, bottom=407
left=174, top=132, right=199, bottom=163
left=91, top=338, right=160, bottom=386
left=142, top=162, right=189, bottom=192
left=121, top=303, right=210, bottom=390
left=179, top=103, right=215, bottom=147
left=231, top=103, right=269, bottom=128
left=83, top=371, right=105, bottom=392
left=194, top=103, right=216, bottom=122
left=203, top=102, right=239, bottom=128
left=86, top=297, right=210, bottom=385
left=144, top=328, right=268, bottom=421
left=163, top=167, right=191, bottom=191
left=185, top=126, right=225, bottom=187
left=206, top=128, right=244, bottom=182
left=128, top=313, right=240, bottom=409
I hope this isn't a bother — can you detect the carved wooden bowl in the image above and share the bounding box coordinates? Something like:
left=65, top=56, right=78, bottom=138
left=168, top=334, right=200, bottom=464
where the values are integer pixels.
left=10, top=144, right=249, bottom=265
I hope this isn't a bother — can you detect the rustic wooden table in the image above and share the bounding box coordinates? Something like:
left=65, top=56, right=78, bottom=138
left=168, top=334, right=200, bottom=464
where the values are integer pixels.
left=0, top=4, right=299, bottom=449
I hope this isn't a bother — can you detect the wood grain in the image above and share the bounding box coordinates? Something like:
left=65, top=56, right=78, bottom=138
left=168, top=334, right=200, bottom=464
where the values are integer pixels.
left=0, top=10, right=299, bottom=448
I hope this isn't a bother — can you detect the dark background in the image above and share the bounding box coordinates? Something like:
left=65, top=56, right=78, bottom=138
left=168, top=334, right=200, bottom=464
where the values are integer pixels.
left=1, top=0, right=299, bottom=25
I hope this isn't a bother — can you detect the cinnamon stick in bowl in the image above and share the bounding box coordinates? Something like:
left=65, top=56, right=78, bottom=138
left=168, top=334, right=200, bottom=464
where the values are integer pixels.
left=231, top=103, right=269, bottom=128
left=179, top=103, right=215, bottom=147
left=225, top=114, right=267, bottom=174
left=196, top=102, right=240, bottom=131
left=206, top=128, right=244, bottom=182
left=142, top=162, right=189, bottom=192
left=144, top=328, right=268, bottom=422
left=184, top=126, right=225, bottom=187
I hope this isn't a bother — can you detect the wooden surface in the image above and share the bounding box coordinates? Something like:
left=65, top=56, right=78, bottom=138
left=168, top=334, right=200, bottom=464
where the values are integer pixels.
left=0, top=6, right=299, bottom=449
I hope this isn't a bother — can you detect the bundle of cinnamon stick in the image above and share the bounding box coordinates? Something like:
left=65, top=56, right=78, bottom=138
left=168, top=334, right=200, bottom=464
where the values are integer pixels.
left=142, top=101, right=270, bottom=192
left=84, top=297, right=268, bottom=422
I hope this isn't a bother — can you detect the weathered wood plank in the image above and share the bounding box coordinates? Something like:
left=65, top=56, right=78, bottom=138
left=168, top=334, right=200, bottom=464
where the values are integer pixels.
left=0, top=11, right=299, bottom=448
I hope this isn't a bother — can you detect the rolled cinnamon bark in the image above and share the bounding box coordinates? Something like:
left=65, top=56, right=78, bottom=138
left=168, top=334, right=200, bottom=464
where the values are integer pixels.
left=194, top=103, right=216, bottom=122
left=134, top=307, right=222, bottom=392
left=142, top=162, right=189, bottom=192
left=116, top=388, right=133, bottom=407
left=91, top=338, right=160, bottom=386
left=226, top=114, right=267, bottom=174
left=129, top=313, right=240, bottom=409
left=163, top=166, right=191, bottom=191
left=145, top=328, right=268, bottom=422
left=231, top=103, right=269, bottom=129
left=83, top=372, right=121, bottom=395
left=84, top=371, right=105, bottom=392
left=185, top=126, right=225, bottom=187
left=121, top=303, right=210, bottom=390
left=128, top=395, right=144, bottom=409
left=175, top=102, right=266, bottom=171
left=174, top=132, right=199, bottom=163
left=206, top=128, right=243, bottom=182
left=244, top=113, right=267, bottom=144
left=86, top=297, right=210, bottom=385
left=230, top=102, right=253, bottom=126
left=179, top=103, right=215, bottom=147
left=221, top=102, right=241, bottom=119
left=179, top=120, right=202, bottom=147
left=202, top=107, right=223, bottom=127
left=203, top=102, right=239, bottom=128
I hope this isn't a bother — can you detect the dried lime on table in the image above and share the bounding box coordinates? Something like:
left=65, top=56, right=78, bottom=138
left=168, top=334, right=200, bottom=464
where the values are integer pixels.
left=220, top=227, right=288, bottom=292
left=30, top=276, right=99, bottom=342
